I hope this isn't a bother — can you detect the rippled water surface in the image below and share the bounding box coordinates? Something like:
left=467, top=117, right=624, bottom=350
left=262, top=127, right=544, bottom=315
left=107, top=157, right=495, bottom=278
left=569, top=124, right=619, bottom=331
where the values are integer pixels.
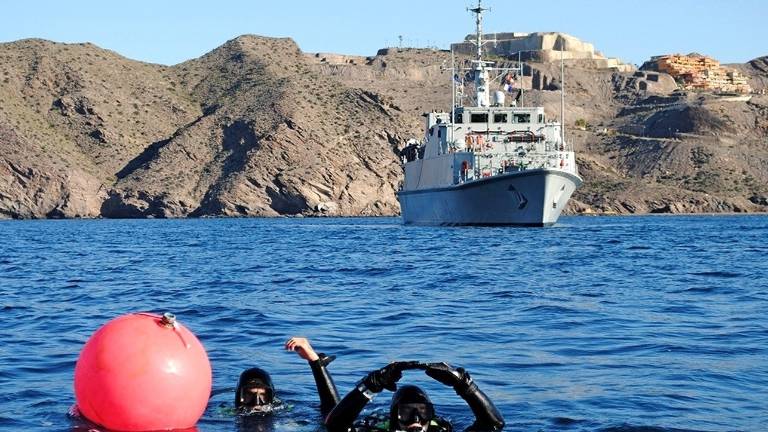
left=1, top=215, right=767, bottom=432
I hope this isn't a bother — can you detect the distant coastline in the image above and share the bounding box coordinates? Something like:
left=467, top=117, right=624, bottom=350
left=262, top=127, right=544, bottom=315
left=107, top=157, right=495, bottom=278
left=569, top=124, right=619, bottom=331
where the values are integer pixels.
left=0, top=36, right=766, bottom=219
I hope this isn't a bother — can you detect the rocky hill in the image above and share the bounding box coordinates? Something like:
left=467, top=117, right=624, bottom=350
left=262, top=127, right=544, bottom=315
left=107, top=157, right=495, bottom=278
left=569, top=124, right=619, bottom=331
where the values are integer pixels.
left=0, top=37, right=412, bottom=218
left=1, top=36, right=767, bottom=218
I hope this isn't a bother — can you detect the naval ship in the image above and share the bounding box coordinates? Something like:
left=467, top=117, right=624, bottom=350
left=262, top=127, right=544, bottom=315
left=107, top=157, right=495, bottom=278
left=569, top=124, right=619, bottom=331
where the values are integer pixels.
left=396, top=1, right=582, bottom=226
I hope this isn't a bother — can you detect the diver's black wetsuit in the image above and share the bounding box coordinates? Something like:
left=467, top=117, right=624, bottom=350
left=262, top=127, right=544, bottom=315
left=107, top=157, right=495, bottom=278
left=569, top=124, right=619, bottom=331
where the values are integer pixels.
left=324, top=362, right=504, bottom=432
left=309, top=352, right=341, bottom=414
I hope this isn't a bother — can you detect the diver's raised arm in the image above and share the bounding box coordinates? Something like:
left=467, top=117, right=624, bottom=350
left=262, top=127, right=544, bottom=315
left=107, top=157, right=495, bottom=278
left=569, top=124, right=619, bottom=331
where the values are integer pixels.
left=325, top=362, right=407, bottom=432
left=424, top=362, right=505, bottom=431
left=285, top=337, right=340, bottom=415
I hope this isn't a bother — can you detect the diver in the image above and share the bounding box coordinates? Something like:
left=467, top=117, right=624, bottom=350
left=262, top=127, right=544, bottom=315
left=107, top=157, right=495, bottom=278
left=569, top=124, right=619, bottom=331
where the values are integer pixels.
left=235, top=337, right=340, bottom=416
left=324, top=361, right=504, bottom=432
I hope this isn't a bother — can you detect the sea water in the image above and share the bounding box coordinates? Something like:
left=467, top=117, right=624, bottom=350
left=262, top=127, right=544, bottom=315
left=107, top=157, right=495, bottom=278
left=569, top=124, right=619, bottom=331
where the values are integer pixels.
left=0, top=215, right=766, bottom=432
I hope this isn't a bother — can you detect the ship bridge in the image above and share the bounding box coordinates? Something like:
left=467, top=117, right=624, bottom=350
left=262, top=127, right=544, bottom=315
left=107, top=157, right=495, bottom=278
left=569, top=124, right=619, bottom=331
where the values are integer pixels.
left=420, top=105, right=564, bottom=159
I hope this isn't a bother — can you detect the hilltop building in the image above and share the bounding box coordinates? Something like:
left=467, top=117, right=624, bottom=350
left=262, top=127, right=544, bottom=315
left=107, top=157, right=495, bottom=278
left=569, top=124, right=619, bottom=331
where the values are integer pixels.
left=451, top=32, right=634, bottom=72
left=641, top=54, right=752, bottom=94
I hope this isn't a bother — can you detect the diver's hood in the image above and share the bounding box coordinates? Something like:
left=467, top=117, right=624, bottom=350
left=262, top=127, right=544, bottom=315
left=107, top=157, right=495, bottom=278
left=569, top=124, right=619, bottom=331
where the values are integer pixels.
left=236, top=367, right=276, bottom=409
left=389, top=385, right=434, bottom=432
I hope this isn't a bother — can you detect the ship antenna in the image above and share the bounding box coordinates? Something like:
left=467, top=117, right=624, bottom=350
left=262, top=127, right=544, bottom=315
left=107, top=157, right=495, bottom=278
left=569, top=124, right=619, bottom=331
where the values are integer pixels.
left=468, top=0, right=487, bottom=62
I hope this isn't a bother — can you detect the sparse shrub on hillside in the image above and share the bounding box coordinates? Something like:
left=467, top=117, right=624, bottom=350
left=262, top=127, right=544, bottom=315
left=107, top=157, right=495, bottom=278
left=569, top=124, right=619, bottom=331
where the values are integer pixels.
left=690, top=146, right=713, bottom=168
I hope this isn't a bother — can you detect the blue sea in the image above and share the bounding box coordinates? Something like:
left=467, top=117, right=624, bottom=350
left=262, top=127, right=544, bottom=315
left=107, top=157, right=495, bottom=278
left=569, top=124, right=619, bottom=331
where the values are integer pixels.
left=1, top=215, right=766, bottom=432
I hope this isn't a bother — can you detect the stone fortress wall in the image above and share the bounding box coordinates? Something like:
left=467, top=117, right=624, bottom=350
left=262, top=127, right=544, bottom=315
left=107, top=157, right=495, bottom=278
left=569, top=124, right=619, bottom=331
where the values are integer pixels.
left=452, top=32, right=635, bottom=72
left=305, top=52, right=369, bottom=65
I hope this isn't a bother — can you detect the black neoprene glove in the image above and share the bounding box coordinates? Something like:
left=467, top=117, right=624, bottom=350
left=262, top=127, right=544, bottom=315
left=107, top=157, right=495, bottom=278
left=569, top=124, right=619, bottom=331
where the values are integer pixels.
left=362, top=361, right=422, bottom=393
left=424, top=362, right=473, bottom=394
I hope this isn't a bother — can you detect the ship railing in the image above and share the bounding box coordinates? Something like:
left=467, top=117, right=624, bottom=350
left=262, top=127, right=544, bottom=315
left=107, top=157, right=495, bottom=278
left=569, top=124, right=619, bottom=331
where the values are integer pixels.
left=459, top=131, right=546, bottom=152
left=466, top=152, right=571, bottom=181
left=455, top=137, right=564, bottom=155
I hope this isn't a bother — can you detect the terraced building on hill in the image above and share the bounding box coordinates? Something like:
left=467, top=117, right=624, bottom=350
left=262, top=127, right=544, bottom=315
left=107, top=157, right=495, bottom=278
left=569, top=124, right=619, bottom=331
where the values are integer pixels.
left=642, top=54, right=752, bottom=94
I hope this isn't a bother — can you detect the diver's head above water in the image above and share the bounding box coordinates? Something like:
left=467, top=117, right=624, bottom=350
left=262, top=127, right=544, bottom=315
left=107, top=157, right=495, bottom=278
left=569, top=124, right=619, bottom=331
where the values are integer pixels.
left=236, top=367, right=276, bottom=413
left=389, top=385, right=434, bottom=432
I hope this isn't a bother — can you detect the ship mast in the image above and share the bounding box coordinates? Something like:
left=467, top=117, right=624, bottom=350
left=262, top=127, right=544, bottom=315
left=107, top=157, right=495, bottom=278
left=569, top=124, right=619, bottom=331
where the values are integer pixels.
left=470, top=0, right=485, bottom=61
left=561, top=46, right=565, bottom=145
left=468, top=0, right=490, bottom=107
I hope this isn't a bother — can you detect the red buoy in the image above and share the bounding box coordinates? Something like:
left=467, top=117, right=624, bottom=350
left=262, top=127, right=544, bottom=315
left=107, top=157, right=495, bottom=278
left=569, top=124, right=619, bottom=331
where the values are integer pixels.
left=74, top=312, right=212, bottom=431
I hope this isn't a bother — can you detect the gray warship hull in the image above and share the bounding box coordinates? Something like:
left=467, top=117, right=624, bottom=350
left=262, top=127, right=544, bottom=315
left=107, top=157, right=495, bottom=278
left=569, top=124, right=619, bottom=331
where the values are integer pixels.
left=397, top=169, right=582, bottom=226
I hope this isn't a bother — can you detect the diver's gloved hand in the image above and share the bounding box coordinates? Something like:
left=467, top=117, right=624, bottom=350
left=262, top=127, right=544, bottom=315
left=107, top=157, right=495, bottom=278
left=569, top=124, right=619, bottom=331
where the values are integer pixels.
left=361, top=361, right=413, bottom=393
left=424, top=362, right=473, bottom=394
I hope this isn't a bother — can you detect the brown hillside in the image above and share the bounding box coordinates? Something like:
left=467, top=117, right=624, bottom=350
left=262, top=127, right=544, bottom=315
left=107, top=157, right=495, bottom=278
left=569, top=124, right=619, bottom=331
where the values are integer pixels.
left=0, top=39, right=200, bottom=217
left=103, top=36, right=412, bottom=217
left=0, top=37, right=767, bottom=218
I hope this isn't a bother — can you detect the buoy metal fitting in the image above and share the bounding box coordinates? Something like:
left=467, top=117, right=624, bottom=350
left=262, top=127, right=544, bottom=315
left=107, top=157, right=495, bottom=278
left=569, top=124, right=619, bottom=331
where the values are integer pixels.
left=161, top=312, right=177, bottom=328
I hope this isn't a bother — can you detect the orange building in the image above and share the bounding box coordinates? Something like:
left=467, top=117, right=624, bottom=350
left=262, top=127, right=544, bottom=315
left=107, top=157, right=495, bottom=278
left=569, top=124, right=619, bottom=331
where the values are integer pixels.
left=644, top=54, right=751, bottom=94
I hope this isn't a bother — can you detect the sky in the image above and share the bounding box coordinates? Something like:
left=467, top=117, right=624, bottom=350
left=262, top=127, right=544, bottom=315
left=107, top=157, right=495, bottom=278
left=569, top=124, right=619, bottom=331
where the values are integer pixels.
left=1, top=0, right=766, bottom=67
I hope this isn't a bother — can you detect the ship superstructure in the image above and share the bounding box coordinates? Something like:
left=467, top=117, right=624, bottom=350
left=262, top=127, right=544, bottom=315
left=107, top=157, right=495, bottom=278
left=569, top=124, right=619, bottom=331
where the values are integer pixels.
left=396, top=0, right=582, bottom=226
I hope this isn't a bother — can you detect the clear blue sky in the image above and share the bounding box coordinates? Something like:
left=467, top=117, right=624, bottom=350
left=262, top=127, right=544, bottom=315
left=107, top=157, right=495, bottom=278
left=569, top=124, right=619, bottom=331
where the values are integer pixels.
left=1, top=0, right=766, bottom=66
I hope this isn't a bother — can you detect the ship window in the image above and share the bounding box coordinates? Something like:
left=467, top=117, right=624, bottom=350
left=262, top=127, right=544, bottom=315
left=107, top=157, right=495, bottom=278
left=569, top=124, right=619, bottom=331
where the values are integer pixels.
left=513, top=113, right=530, bottom=123
left=538, top=114, right=544, bottom=123
left=470, top=113, right=488, bottom=123
left=455, top=113, right=463, bottom=123
left=493, top=113, right=508, bottom=123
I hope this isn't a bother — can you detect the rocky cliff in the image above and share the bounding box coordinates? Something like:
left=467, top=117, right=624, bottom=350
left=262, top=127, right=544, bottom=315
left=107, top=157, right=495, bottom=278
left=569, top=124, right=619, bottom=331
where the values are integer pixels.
left=0, top=37, right=767, bottom=219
